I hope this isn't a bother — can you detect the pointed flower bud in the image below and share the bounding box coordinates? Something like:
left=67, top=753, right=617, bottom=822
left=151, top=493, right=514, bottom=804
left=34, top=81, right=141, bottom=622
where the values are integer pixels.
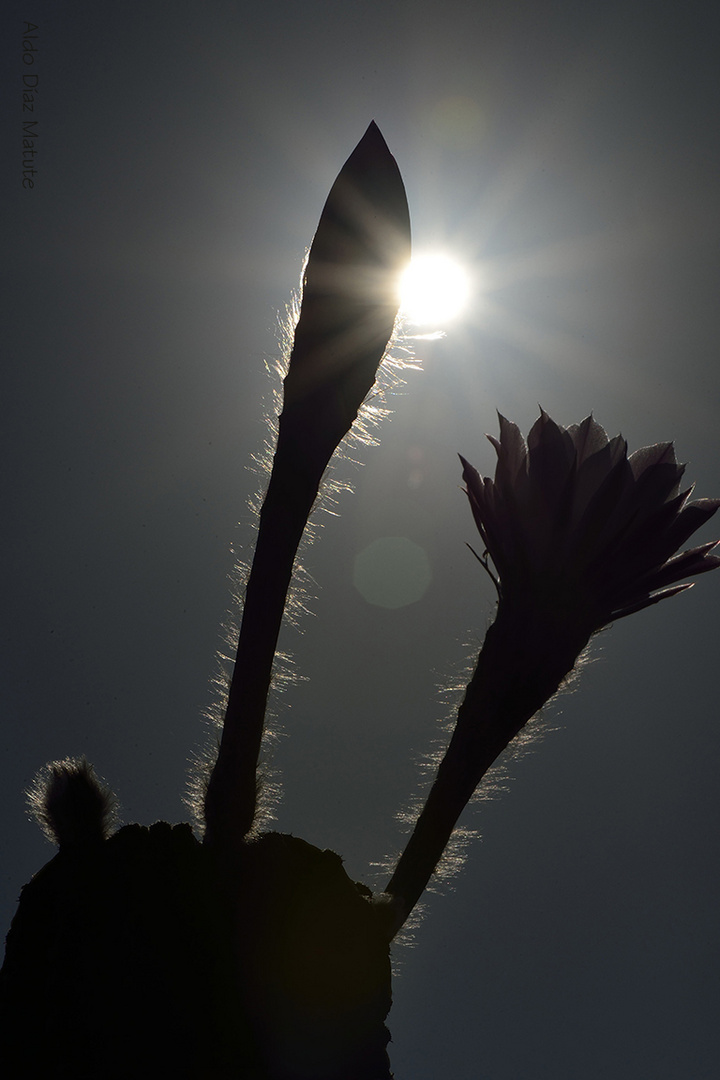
left=279, top=121, right=411, bottom=483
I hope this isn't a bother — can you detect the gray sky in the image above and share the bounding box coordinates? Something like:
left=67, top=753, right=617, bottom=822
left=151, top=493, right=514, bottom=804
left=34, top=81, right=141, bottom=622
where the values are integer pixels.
left=2, top=1, right=720, bottom=1076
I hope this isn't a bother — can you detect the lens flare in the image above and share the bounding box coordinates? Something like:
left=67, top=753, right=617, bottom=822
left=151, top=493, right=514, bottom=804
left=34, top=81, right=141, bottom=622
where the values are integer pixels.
left=353, top=537, right=432, bottom=609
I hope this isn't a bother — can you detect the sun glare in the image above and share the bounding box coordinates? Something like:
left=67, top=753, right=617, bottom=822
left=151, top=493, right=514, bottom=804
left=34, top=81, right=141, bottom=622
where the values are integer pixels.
left=399, top=253, right=471, bottom=327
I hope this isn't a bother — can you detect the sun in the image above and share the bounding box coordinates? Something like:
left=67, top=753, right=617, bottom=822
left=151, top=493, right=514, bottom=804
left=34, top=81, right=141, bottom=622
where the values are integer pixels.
left=399, top=253, right=471, bottom=326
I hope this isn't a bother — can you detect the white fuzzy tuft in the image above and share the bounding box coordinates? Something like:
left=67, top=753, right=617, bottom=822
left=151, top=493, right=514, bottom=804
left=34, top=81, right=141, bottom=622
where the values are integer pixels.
left=26, top=757, right=119, bottom=848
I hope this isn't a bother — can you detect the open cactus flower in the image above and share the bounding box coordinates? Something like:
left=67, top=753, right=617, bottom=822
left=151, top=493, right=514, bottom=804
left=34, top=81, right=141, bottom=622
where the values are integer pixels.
left=460, top=409, right=720, bottom=628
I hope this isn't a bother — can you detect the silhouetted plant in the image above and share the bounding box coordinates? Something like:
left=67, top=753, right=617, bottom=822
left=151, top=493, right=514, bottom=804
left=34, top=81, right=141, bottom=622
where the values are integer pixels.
left=384, top=411, right=720, bottom=929
left=0, top=121, right=408, bottom=1080
left=1, top=124, right=718, bottom=1080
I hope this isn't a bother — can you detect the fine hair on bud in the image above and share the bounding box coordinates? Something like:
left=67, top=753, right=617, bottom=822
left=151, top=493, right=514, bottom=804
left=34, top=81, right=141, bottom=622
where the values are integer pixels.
left=26, top=757, right=119, bottom=849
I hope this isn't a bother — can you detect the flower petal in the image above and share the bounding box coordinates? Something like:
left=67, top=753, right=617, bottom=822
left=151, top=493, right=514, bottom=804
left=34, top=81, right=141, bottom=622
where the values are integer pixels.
left=661, top=497, right=720, bottom=554
left=527, top=411, right=577, bottom=501
left=459, top=455, right=489, bottom=537
left=571, top=434, right=629, bottom=529
left=567, top=415, right=609, bottom=466
left=627, top=441, right=677, bottom=479
left=492, top=413, right=528, bottom=490
left=601, top=486, right=696, bottom=580
left=572, top=452, right=634, bottom=565
left=461, top=454, right=526, bottom=581
left=610, top=582, right=694, bottom=621
left=629, top=457, right=686, bottom=514
left=633, top=540, right=720, bottom=592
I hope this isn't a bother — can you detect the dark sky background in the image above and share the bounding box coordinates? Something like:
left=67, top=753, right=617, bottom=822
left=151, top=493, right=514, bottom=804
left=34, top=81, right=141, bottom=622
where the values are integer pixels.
left=2, top=1, right=720, bottom=1076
